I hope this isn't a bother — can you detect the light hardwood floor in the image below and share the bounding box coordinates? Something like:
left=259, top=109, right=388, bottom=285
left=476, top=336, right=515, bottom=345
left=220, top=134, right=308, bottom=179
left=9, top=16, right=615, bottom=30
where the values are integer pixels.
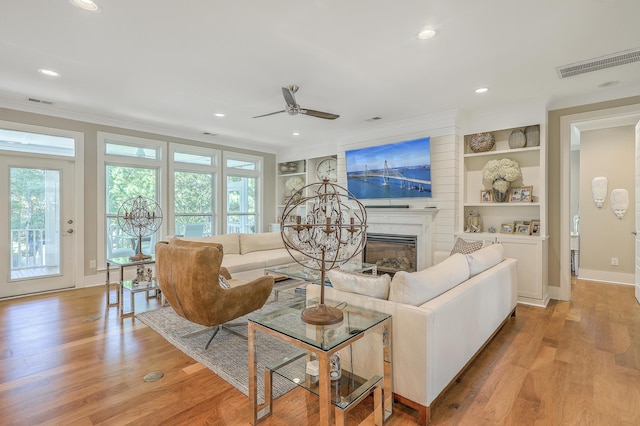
left=1, top=278, right=639, bottom=425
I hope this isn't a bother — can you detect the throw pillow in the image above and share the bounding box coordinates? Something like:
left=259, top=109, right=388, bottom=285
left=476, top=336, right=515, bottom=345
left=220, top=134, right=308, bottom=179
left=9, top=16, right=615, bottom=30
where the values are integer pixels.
left=466, top=243, right=504, bottom=277
left=219, top=275, right=230, bottom=289
left=450, top=237, right=483, bottom=256
left=327, top=269, right=391, bottom=300
left=388, top=253, right=470, bottom=306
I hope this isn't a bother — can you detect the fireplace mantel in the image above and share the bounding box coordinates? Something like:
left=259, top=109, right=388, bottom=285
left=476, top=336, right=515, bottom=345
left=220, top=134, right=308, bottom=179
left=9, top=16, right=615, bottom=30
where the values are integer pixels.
left=365, top=208, right=437, bottom=270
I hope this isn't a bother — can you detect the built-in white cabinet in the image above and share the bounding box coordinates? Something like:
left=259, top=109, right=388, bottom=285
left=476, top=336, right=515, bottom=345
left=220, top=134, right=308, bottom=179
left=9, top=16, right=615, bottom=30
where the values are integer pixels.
left=458, top=124, right=548, bottom=306
left=275, top=155, right=337, bottom=222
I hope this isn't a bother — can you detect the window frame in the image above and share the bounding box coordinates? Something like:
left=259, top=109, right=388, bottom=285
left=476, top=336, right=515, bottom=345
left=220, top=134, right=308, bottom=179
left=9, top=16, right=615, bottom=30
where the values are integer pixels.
left=168, top=144, right=220, bottom=237
left=223, top=151, right=263, bottom=234
left=97, top=132, right=166, bottom=265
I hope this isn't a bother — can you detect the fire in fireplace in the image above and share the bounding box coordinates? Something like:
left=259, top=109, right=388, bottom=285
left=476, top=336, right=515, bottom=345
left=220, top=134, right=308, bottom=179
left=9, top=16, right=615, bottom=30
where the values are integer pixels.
left=364, top=233, right=418, bottom=275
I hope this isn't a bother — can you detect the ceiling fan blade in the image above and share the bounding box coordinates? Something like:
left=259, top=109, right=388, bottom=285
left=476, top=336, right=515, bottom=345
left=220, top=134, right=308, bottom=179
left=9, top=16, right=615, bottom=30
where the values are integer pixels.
left=252, top=110, right=286, bottom=118
left=282, top=86, right=297, bottom=107
left=300, top=109, right=340, bottom=120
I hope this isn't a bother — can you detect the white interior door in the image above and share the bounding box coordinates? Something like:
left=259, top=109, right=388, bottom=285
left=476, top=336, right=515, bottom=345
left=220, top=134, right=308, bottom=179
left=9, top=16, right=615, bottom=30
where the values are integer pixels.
left=635, top=120, right=640, bottom=305
left=0, top=156, right=76, bottom=298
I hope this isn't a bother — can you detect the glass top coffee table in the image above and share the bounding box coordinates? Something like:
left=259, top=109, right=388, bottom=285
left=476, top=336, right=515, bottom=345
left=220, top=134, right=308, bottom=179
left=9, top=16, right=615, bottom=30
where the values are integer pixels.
left=248, top=297, right=392, bottom=425
left=265, top=260, right=377, bottom=299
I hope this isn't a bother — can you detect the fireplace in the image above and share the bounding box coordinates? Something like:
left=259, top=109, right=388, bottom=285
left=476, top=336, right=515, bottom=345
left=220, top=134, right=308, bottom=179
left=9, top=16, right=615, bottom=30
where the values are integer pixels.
left=364, top=233, right=418, bottom=275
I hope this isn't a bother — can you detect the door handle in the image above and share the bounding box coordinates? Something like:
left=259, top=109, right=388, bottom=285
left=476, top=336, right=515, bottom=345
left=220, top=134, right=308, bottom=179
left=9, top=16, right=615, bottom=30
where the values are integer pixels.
left=633, top=231, right=637, bottom=236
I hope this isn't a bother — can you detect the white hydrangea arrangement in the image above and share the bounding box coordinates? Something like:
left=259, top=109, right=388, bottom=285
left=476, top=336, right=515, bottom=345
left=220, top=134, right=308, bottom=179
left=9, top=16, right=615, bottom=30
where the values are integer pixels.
left=482, top=158, right=522, bottom=193
left=285, top=176, right=305, bottom=192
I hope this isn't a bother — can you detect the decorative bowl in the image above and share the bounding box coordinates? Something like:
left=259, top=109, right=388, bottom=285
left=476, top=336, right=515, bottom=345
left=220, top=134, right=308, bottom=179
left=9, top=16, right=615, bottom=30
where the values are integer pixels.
left=468, top=132, right=495, bottom=153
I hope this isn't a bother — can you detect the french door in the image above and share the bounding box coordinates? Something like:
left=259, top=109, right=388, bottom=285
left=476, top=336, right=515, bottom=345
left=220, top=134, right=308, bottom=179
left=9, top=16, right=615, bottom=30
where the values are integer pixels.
left=0, top=156, right=76, bottom=298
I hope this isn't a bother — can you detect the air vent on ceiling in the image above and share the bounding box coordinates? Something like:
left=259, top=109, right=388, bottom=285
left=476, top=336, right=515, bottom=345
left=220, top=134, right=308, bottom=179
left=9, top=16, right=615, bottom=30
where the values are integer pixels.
left=366, top=116, right=382, bottom=122
left=557, top=47, right=640, bottom=78
left=27, top=97, right=54, bottom=105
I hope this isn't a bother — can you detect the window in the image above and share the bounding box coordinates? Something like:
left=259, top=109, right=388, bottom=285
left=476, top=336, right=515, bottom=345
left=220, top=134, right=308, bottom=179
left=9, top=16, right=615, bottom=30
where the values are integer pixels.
left=98, top=133, right=165, bottom=262
left=170, top=145, right=219, bottom=237
left=224, top=153, right=261, bottom=234
left=0, top=127, right=75, bottom=157
left=98, top=133, right=264, bottom=265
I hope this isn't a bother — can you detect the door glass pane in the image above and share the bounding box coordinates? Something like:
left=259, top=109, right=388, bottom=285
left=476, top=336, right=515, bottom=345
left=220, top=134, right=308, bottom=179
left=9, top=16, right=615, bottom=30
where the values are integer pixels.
left=10, top=167, right=61, bottom=279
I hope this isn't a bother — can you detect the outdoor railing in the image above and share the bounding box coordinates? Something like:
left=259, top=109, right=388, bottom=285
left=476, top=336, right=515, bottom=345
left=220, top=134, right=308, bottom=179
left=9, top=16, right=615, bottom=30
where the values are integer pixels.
left=11, top=228, right=46, bottom=269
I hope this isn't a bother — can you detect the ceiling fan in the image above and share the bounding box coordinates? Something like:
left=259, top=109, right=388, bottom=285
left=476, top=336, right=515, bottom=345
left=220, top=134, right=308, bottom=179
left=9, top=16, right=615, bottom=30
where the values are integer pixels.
left=252, top=85, right=339, bottom=120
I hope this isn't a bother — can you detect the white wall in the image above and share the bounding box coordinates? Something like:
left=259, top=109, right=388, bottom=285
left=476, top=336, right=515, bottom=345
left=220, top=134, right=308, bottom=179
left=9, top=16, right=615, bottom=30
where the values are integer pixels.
left=578, top=125, right=635, bottom=284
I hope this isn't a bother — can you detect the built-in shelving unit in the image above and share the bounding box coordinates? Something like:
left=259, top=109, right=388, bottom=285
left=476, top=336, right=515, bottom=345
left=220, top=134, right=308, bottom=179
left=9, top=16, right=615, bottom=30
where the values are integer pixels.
left=275, top=155, right=338, bottom=226
left=458, top=125, right=548, bottom=306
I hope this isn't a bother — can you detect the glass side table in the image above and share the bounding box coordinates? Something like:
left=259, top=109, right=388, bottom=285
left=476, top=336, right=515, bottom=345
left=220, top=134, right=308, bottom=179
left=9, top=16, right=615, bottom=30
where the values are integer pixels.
left=105, top=255, right=159, bottom=317
left=248, top=298, right=392, bottom=425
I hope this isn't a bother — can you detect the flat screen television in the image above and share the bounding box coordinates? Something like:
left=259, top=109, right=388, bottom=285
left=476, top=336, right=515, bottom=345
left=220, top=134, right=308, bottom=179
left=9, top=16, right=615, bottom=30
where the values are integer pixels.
left=345, top=137, right=431, bottom=200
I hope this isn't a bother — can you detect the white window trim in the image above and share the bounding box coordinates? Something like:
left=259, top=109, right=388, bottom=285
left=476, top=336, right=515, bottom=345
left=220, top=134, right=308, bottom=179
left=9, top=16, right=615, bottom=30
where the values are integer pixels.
left=97, top=132, right=167, bottom=266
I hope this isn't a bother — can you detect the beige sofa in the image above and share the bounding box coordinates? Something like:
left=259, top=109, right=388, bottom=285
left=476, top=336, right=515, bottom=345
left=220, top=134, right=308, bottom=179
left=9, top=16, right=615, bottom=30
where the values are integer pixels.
left=175, top=232, right=303, bottom=274
left=306, top=243, right=518, bottom=425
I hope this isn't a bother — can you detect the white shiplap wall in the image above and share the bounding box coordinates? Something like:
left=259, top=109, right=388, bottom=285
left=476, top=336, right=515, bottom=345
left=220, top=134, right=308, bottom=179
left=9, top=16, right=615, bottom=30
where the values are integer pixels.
left=336, top=111, right=461, bottom=261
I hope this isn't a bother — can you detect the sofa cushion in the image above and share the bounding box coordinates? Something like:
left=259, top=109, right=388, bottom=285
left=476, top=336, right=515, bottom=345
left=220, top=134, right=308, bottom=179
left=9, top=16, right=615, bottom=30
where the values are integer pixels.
left=178, top=233, right=240, bottom=254
left=450, top=237, right=483, bottom=255
left=327, top=269, right=391, bottom=300
left=466, top=243, right=504, bottom=277
left=240, top=232, right=284, bottom=254
left=388, top=253, right=470, bottom=306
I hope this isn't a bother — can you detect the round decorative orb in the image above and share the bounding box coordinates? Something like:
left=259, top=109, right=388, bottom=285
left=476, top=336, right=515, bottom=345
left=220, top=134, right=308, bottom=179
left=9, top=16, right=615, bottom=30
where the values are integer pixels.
left=117, top=196, right=163, bottom=260
left=468, top=132, right=495, bottom=153
left=280, top=180, right=367, bottom=325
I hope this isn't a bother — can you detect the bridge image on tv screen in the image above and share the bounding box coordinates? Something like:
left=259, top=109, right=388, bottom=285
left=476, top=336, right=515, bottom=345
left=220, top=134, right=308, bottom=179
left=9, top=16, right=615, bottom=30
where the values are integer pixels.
left=345, top=137, right=431, bottom=199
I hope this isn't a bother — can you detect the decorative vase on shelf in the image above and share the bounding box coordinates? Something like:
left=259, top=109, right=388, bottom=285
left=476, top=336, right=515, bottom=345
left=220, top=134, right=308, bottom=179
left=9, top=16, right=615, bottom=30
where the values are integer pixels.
left=508, top=129, right=526, bottom=149
left=492, top=178, right=510, bottom=202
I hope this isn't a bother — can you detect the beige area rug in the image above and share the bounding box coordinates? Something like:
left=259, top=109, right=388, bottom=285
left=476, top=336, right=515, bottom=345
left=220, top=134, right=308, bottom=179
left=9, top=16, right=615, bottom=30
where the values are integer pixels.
left=136, top=289, right=305, bottom=404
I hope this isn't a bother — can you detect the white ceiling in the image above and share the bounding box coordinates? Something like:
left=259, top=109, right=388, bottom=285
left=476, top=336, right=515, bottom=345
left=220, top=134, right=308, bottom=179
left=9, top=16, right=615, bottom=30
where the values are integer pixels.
left=1, top=0, right=640, bottom=155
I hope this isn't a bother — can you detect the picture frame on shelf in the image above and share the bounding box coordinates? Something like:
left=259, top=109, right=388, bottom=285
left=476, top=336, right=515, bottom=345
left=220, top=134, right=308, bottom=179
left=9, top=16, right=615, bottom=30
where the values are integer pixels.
left=516, top=224, right=532, bottom=235
left=500, top=223, right=514, bottom=234
left=480, top=190, right=493, bottom=203
left=509, top=186, right=533, bottom=202
left=531, top=220, right=541, bottom=236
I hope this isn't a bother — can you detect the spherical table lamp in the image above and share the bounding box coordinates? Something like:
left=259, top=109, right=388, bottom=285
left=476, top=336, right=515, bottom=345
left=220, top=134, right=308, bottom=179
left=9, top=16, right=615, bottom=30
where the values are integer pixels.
left=281, top=179, right=367, bottom=325
left=117, top=196, right=163, bottom=261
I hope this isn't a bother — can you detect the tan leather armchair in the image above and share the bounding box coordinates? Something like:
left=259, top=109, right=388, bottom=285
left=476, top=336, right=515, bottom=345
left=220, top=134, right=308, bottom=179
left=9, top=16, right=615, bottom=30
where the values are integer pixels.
left=155, top=239, right=274, bottom=349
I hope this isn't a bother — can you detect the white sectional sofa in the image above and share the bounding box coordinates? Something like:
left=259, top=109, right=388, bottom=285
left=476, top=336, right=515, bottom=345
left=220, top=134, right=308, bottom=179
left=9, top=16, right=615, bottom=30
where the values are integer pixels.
left=306, top=243, right=518, bottom=425
left=175, top=232, right=303, bottom=274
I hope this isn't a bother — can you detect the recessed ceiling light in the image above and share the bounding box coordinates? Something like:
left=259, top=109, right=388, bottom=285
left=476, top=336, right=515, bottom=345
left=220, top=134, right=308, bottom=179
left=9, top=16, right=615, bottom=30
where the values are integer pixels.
left=598, top=80, right=620, bottom=88
left=475, top=87, right=489, bottom=94
left=214, top=113, right=225, bottom=117
left=292, top=132, right=300, bottom=136
left=38, top=69, right=60, bottom=77
left=417, top=28, right=437, bottom=40
left=69, top=0, right=101, bottom=12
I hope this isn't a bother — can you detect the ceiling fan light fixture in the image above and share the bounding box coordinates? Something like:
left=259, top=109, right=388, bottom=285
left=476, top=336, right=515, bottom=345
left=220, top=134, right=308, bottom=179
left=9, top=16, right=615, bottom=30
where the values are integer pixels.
left=69, top=0, right=101, bottom=12
left=417, top=28, right=437, bottom=40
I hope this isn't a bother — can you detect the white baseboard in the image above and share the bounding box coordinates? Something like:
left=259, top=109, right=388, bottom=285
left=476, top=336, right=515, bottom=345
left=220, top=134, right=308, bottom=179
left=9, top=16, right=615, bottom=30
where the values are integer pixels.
left=577, top=269, right=634, bottom=286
